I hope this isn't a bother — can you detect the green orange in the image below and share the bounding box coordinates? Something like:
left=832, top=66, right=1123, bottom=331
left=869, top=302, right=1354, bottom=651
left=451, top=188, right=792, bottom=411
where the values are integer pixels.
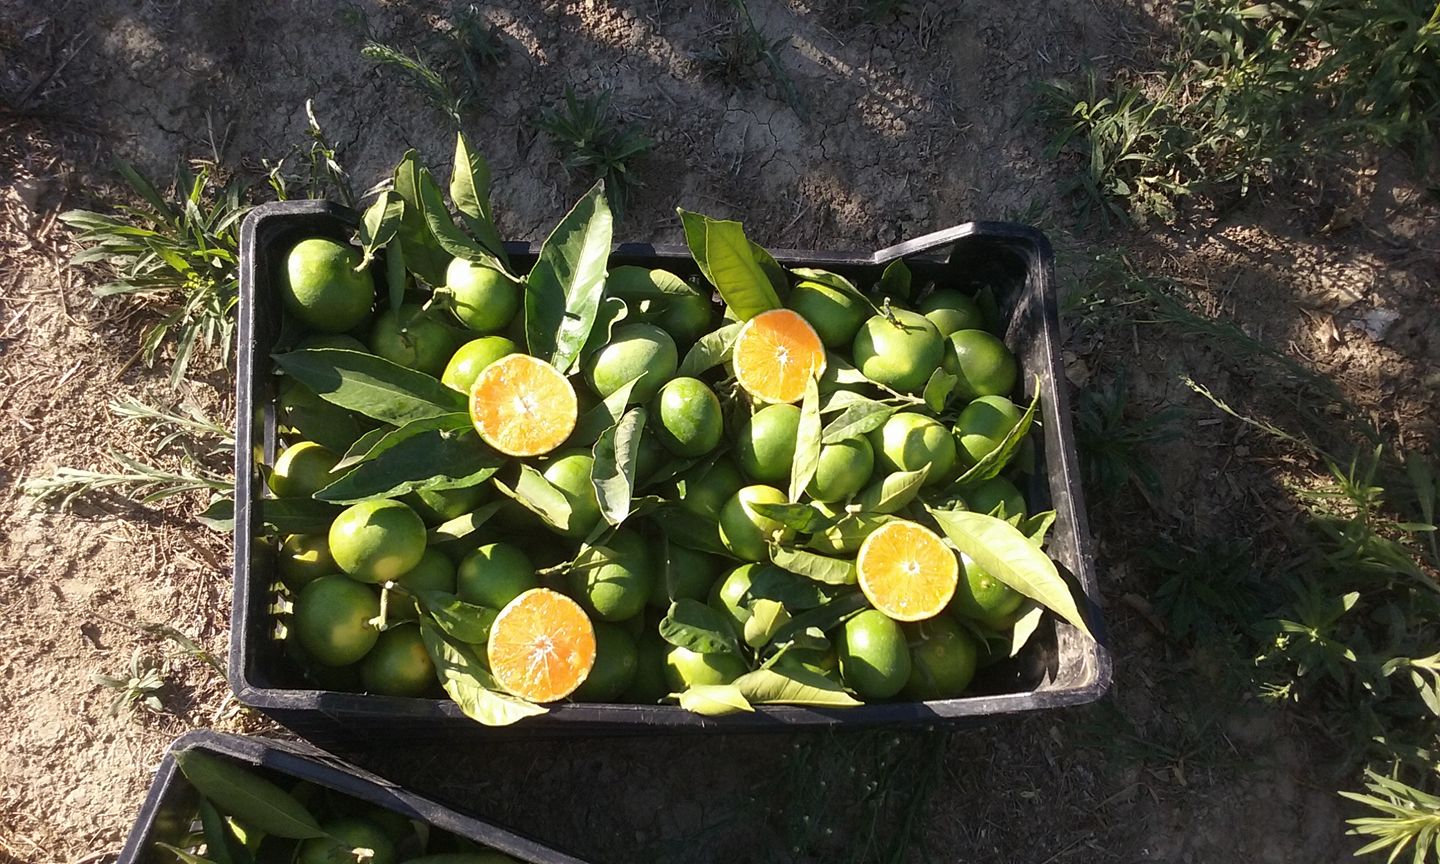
left=292, top=575, right=380, bottom=667
left=944, top=329, right=1018, bottom=401
left=736, top=403, right=800, bottom=483
left=281, top=237, right=374, bottom=333
left=328, top=500, right=427, bottom=584
left=788, top=280, right=869, bottom=348
left=441, top=336, right=518, bottom=394
left=837, top=609, right=911, bottom=699
left=954, top=395, right=1024, bottom=466
left=542, top=450, right=602, bottom=538
left=268, top=441, right=340, bottom=499
left=568, top=532, right=654, bottom=622
left=868, top=412, right=956, bottom=486
left=457, top=543, right=537, bottom=609
left=807, top=436, right=875, bottom=502
left=719, top=485, right=790, bottom=562
left=583, top=323, right=678, bottom=404
left=918, top=289, right=984, bottom=338
left=851, top=309, right=944, bottom=393
left=445, top=258, right=521, bottom=333
left=902, top=616, right=978, bottom=700
left=571, top=621, right=638, bottom=701
left=652, top=377, right=724, bottom=457
left=361, top=623, right=435, bottom=697
left=368, top=305, right=457, bottom=377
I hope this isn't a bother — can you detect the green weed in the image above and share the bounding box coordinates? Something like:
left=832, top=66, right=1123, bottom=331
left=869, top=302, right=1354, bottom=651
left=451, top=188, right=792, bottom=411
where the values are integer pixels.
left=92, top=649, right=166, bottom=717
left=264, top=100, right=356, bottom=207
left=700, top=0, right=806, bottom=119
left=1147, top=535, right=1262, bottom=640
left=536, top=88, right=652, bottom=219
left=1342, top=767, right=1440, bottom=864
left=1075, top=370, right=1182, bottom=499
left=362, top=40, right=471, bottom=124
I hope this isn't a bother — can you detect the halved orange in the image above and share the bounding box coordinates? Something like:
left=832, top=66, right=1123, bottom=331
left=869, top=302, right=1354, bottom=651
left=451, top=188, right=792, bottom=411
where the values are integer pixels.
left=856, top=520, right=958, bottom=621
left=487, top=588, right=597, bottom=702
left=469, top=354, right=577, bottom=457
left=732, top=308, right=826, bottom=404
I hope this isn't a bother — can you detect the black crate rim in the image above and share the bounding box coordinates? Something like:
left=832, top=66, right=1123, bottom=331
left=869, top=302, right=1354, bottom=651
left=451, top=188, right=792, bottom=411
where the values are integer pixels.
left=231, top=199, right=1112, bottom=733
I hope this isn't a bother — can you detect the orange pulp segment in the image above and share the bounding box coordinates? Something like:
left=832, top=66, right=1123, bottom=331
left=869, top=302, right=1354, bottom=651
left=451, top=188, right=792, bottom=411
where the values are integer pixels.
left=732, top=309, right=826, bottom=404
left=487, top=588, right=597, bottom=702
left=856, top=520, right=959, bottom=622
left=469, top=354, right=577, bottom=457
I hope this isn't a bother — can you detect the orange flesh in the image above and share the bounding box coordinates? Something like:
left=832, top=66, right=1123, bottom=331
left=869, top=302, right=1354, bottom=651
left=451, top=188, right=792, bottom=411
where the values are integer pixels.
left=856, top=520, right=959, bottom=621
left=469, top=354, right=577, bottom=457
left=487, top=588, right=597, bottom=702
left=733, top=309, right=826, bottom=404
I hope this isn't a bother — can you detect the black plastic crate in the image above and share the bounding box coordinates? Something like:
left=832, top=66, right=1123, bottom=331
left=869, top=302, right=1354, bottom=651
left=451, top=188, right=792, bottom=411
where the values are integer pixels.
left=231, top=199, right=1111, bottom=740
left=116, top=731, right=587, bottom=864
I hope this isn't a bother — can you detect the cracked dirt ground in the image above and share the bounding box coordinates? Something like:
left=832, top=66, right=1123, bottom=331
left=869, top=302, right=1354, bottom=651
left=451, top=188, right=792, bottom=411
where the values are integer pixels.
left=3, top=1, right=1438, bottom=863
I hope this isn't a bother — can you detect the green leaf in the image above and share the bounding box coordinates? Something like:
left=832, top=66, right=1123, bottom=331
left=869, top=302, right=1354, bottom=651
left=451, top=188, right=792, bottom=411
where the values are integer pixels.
left=316, top=428, right=502, bottom=503
left=877, top=258, right=912, bottom=301
left=197, top=798, right=238, bottom=864
left=258, top=498, right=343, bottom=535
left=750, top=242, right=789, bottom=299
left=788, top=268, right=878, bottom=314
left=678, top=209, right=714, bottom=286
left=449, top=131, right=507, bottom=263
left=580, top=296, right=628, bottom=364
left=789, top=379, right=822, bottom=502
left=660, top=599, right=743, bottom=655
left=678, top=211, right=781, bottom=320
left=604, top=266, right=699, bottom=301
left=954, top=384, right=1040, bottom=488
left=570, top=374, right=643, bottom=446
left=747, top=564, right=832, bottom=609
left=416, top=591, right=497, bottom=644
left=592, top=407, right=645, bottom=526
left=418, top=620, right=547, bottom=724
left=355, top=190, right=403, bottom=272
left=494, top=465, right=573, bottom=531
left=770, top=591, right=868, bottom=646
left=770, top=546, right=857, bottom=585
left=928, top=508, right=1093, bottom=640
left=648, top=506, right=729, bottom=555
left=273, top=349, right=465, bottom=426
left=749, top=502, right=838, bottom=535
left=821, top=399, right=897, bottom=444
left=427, top=500, right=505, bottom=546
left=390, top=150, right=450, bottom=287
left=384, top=235, right=407, bottom=326
left=1007, top=602, right=1045, bottom=658
left=1019, top=510, right=1056, bottom=549
left=172, top=750, right=325, bottom=840
left=734, top=667, right=861, bottom=707
left=417, top=167, right=512, bottom=275
left=857, top=465, right=931, bottom=514
left=824, top=352, right=871, bottom=385
left=524, top=181, right=615, bottom=373
left=155, top=842, right=221, bottom=864
left=677, top=321, right=742, bottom=377
left=676, top=684, right=753, bottom=715
left=922, top=368, right=958, bottom=413
left=197, top=497, right=235, bottom=532
left=335, top=414, right=471, bottom=471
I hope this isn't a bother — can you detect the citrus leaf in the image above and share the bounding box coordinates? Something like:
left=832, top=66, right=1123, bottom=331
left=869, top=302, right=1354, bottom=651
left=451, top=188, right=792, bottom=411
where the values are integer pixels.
left=676, top=684, right=753, bottom=715
left=524, top=181, right=614, bottom=373
left=857, top=465, right=931, bottom=514
left=746, top=564, right=832, bottom=609
left=1019, top=510, right=1057, bottom=549
left=678, top=209, right=715, bottom=286
left=580, top=296, right=628, bottom=364
left=734, top=667, right=861, bottom=707
left=197, top=497, right=235, bottom=532
left=922, top=368, right=958, bottom=413
left=172, top=750, right=325, bottom=840
left=769, top=546, right=857, bottom=585
left=770, top=591, right=868, bottom=646
left=355, top=190, right=403, bottom=272
left=877, top=258, right=912, bottom=301
left=1007, top=602, right=1045, bottom=658
left=273, top=349, right=465, bottom=426
left=824, top=352, right=870, bottom=385
left=954, top=384, right=1040, bottom=488
left=749, top=502, right=838, bottom=534
left=660, top=599, right=743, bottom=655
left=678, top=321, right=742, bottom=377
left=418, top=620, right=547, bottom=725
left=258, top=498, right=342, bottom=535
left=155, top=843, right=221, bottom=864
left=316, top=428, right=502, bottom=503
left=390, top=150, right=450, bottom=287
left=750, top=242, right=789, bottom=299
left=604, top=266, right=700, bottom=301
left=335, top=414, right=470, bottom=471
left=416, top=591, right=497, bottom=644
left=820, top=390, right=876, bottom=413
left=592, top=406, right=645, bottom=526
left=928, top=508, right=1093, bottom=640
left=821, top=399, right=897, bottom=444
left=427, top=500, right=505, bottom=546
left=449, top=131, right=507, bottom=264
left=494, top=465, right=573, bottom=530
left=680, top=212, right=781, bottom=321
left=648, top=506, right=728, bottom=555
left=788, top=268, right=880, bottom=315
left=197, top=798, right=238, bottom=864
left=385, top=234, right=407, bottom=315
left=789, top=379, right=822, bottom=502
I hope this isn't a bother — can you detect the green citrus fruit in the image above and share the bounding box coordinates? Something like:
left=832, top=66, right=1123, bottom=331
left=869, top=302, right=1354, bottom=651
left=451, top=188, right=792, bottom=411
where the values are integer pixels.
left=445, top=258, right=521, bottom=333
left=361, top=623, right=435, bottom=697
left=572, top=621, right=638, bottom=701
left=268, top=441, right=340, bottom=499
left=299, top=819, right=396, bottom=864
left=675, top=458, right=745, bottom=520
left=656, top=291, right=714, bottom=346
left=709, top=562, right=761, bottom=635
left=868, top=412, right=956, bottom=486
left=719, top=485, right=791, bottom=561
left=542, top=450, right=602, bottom=538
left=648, top=543, right=724, bottom=608
left=837, top=609, right=912, bottom=699
left=569, top=531, right=653, bottom=622
left=296, top=333, right=368, bottom=351
left=404, top=485, right=489, bottom=526
left=278, top=533, right=335, bottom=587
left=954, top=395, right=1023, bottom=466
left=788, top=280, right=869, bottom=348
left=583, top=322, right=678, bottom=404
left=328, top=500, right=427, bottom=584
left=807, top=512, right=892, bottom=556
left=964, top=475, right=1026, bottom=518
left=851, top=309, right=944, bottom=393
left=918, top=289, right=985, bottom=338
left=292, top=575, right=380, bottom=667
left=282, top=237, right=374, bottom=333
left=624, top=631, right=672, bottom=703
left=943, top=329, right=1018, bottom=402
left=663, top=645, right=747, bottom=691
left=441, top=336, right=518, bottom=394
left=456, top=543, right=536, bottom=609
left=902, top=616, right=978, bottom=700
left=949, top=552, right=1023, bottom=628
left=652, top=377, right=724, bottom=457
left=389, top=548, right=457, bottom=623
left=806, top=436, right=875, bottom=502
left=277, top=378, right=368, bottom=454
left=368, top=305, right=456, bottom=377
left=736, top=403, right=800, bottom=483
